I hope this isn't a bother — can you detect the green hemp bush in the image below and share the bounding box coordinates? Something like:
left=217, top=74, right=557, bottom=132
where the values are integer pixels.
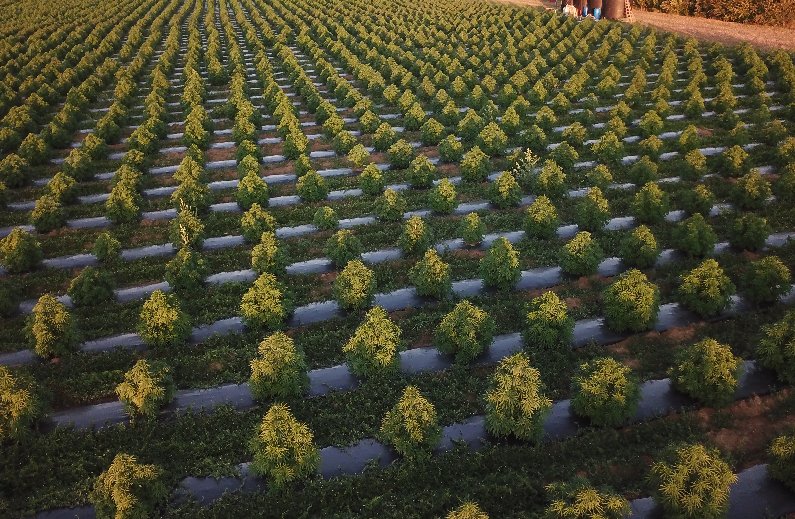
left=534, top=159, right=567, bottom=199
left=115, top=359, right=175, bottom=420
left=741, top=256, right=792, bottom=305
left=545, top=477, right=630, bottom=519
left=674, top=214, right=717, bottom=257
left=682, top=184, right=715, bottom=216
left=670, top=338, right=742, bottom=407
left=93, top=232, right=121, bottom=265
left=480, top=237, right=520, bottom=291
left=296, top=170, right=328, bottom=202
left=629, top=155, right=659, bottom=185
left=375, top=188, right=407, bottom=221
left=757, top=310, right=795, bottom=383
left=27, top=293, right=78, bottom=358
left=249, top=404, right=319, bottom=488
left=632, top=182, right=670, bottom=224
left=170, top=203, right=205, bottom=250
left=560, top=231, right=604, bottom=277
left=769, top=434, right=795, bottom=492
left=409, top=248, right=451, bottom=299
left=446, top=502, right=489, bottom=519
left=91, top=453, right=166, bottom=519
left=334, top=259, right=376, bottom=311
left=249, top=332, right=309, bottom=400
left=407, top=155, right=436, bottom=188
left=430, top=178, right=457, bottom=214
left=399, top=216, right=433, bottom=256
left=571, top=357, right=640, bottom=427
left=312, top=206, right=338, bottom=231
left=484, top=353, right=552, bottom=441
left=240, top=273, right=292, bottom=331
left=649, top=444, right=736, bottom=519
left=522, top=291, right=574, bottom=350
left=138, top=291, right=191, bottom=348
left=732, top=170, right=772, bottom=210
left=379, top=385, right=441, bottom=459
left=576, top=187, right=610, bottom=232
left=603, top=269, right=660, bottom=333
left=388, top=139, right=416, bottom=170
left=489, top=171, right=522, bottom=208
left=0, top=227, right=42, bottom=273
left=343, top=306, right=401, bottom=377
left=67, top=267, right=115, bottom=306
left=435, top=300, right=495, bottom=364
left=31, top=195, right=65, bottom=232
left=729, top=213, right=771, bottom=251
left=325, top=229, right=363, bottom=267
left=460, top=212, right=485, bottom=246
left=524, top=195, right=559, bottom=239
left=241, top=203, right=276, bottom=243
left=359, top=163, right=385, bottom=195
left=251, top=232, right=286, bottom=274
left=620, top=225, right=660, bottom=269
left=165, top=247, right=207, bottom=292
left=0, top=366, right=40, bottom=442
left=678, top=259, right=735, bottom=317
left=461, top=145, right=490, bottom=183
left=236, top=170, right=269, bottom=210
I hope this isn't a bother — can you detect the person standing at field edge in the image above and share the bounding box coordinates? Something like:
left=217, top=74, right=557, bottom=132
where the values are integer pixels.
left=589, top=0, right=602, bottom=19
left=563, top=0, right=579, bottom=17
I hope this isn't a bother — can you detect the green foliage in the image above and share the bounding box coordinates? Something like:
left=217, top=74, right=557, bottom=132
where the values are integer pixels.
left=591, top=132, right=624, bottom=166
left=380, top=385, right=441, bottom=459
left=524, top=196, right=559, bottom=239
left=629, top=155, right=658, bottom=185
left=587, top=164, right=613, bottom=190
left=632, top=182, right=670, bottom=224
left=550, top=142, right=579, bottom=172
left=430, top=178, right=457, bottom=214
left=639, top=110, right=664, bottom=137
left=477, top=122, right=508, bottom=156
left=740, top=255, right=791, bottom=305
left=560, top=231, right=604, bottom=277
left=770, top=434, right=795, bottom=492
left=435, top=300, right=494, bottom=364
left=240, top=273, right=292, bottom=331
left=409, top=248, right=451, bottom=299
left=407, top=155, right=436, bottom=188
left=115, top=360, right=175, bottom=420
left=682, top=184, right=714, bottom=216
left=343, top=306, right=401, bottom=377
left=670, top=338, right=742, bottom=407
left=347, top=143, right=370, bottom=168
left=388, top=139, right=415, bottom=170
left=678, top=259, right=735, bottom=317
left=533, top=160, right=567, bottom=200
left=758, top=310, right=795, bottom=383
left=681, top=150, right=707, bottom=181
left=93, top=232, right=121, bottom=265
left=236, top=170, right=269, bottom=210
left=241, top=203, right=276, bottom=243
left=47, top=172, right=77, bottom=203
left=446, top=502, right=489, bottom=519
left=420, top=118, right=445, bottom=146
left=720, top=145, right=750, bottom=177
left=31, top=195, right=65, bottom=233
left=399, top=216, right=433, bottom=256
left=169, top=203, right=204, bottom=250
left=137, top=291, right=191, bottom=348
left=461, top=145, right=490, bottom=183
left=249, top=404, right=319, bottom=488
left=0, top=227, right=41, bottom=273
left=251, top=231, right=286, bottom=274
left=489, top=171, right=522, bottom=208
left=91, top=453, right=166, bottom=519
left=576, top=187, right=610, bottom=232
left=296, top=170, right=328, bottom=202
left=603, top=269, right=660, bottom=333
left=312, top=206, right=338, bottom=231
left=480, top=237, right=520, bottom=291
left=325, top=229, right=363, bottom=267
left=485, top=353, right=552, bottom=441
left=545, top=477, right=630, bottom=519
left=27, top=293, right=79, bottom=358
left=774, top=164, right=795, bottom=203
left=375, top=188, right=406, bottom=221
left=460, top=212, right=485, bottom=246
left=522, top=291, right=574, bottom=350
left=0, top=154, right=28, bottom=187
left=359, top=163, right=385, bottom=195
left=571, top=357, right=640, bottom=426
left=334, top=259, right=375, bottom=311
left=732, top=170, right=771, bottom=210
left=439, top=134, right=463, bottom=163
left=729, top=213, right=771, bottom=251
left=650, top=444, right=736, bottom=519
left=165, top=247, right=207, bottom=292
left=249, top=332, right=308, bottom=400
left=0, top=366, right=40, bottom=442
left=620, top=225, right=660, bottom=269
left=106, top=182, right=141, bottom=225
left=68, top=267, right=115, bottom=306
left=674, top=214, right=717, bottom=257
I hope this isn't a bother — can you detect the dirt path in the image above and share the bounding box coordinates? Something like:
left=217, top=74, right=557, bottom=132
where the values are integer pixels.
left=495, top=0, right=795, bottom=51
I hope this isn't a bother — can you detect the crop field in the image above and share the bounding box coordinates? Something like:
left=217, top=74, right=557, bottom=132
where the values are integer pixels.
left=1, top=0, right=795, bottom=517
